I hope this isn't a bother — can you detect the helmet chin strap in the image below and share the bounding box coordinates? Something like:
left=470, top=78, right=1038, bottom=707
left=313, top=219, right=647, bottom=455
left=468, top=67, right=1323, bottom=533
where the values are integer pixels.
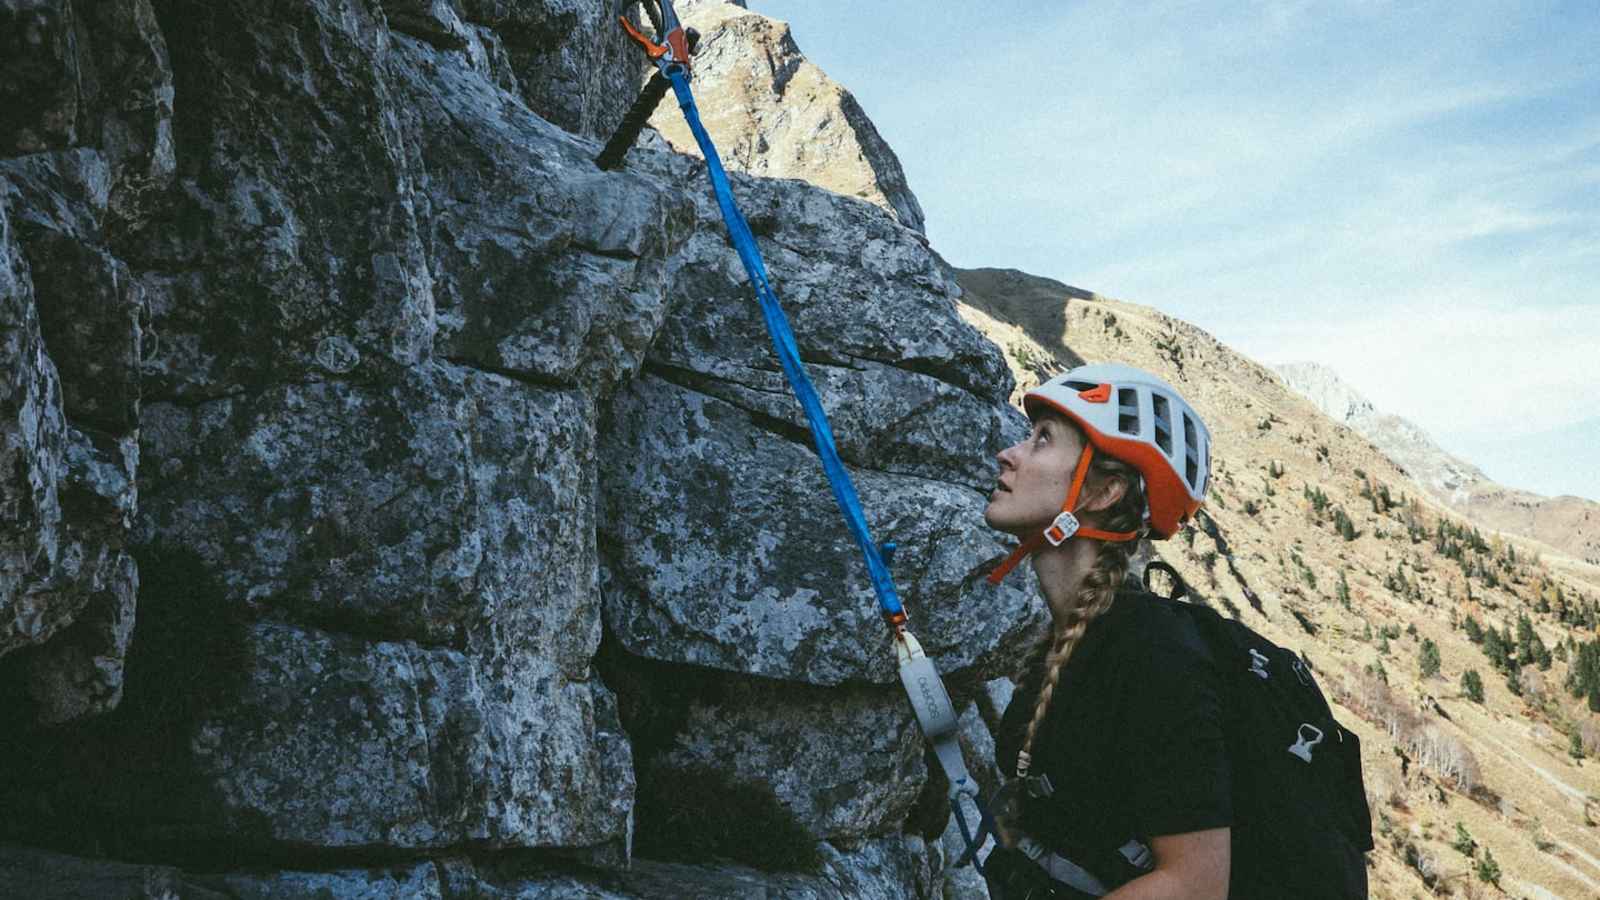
left=987, top=444, right=1140, bottom=586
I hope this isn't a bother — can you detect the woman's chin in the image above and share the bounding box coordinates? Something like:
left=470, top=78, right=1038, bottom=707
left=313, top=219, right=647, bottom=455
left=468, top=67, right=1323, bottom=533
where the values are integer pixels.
left=983, top=504, right=1025, bottom=535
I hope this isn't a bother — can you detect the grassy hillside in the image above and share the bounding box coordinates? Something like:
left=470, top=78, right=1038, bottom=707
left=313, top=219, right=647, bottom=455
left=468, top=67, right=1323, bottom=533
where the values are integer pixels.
left=954, top=266, right=1600, bottom=900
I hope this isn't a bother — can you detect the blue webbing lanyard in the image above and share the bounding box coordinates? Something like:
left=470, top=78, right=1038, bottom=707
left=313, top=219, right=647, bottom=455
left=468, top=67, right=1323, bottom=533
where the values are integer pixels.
left=664, top=68, right=904, bottom=620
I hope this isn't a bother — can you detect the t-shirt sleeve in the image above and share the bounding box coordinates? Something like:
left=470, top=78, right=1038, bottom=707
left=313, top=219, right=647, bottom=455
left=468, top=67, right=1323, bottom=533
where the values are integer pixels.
left=1117, top=618, right=1233, bottom=838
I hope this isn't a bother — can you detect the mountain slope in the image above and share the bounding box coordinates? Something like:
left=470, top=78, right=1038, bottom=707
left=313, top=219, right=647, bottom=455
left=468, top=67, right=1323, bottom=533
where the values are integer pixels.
left=1275, top=361, right=1600, bottom=566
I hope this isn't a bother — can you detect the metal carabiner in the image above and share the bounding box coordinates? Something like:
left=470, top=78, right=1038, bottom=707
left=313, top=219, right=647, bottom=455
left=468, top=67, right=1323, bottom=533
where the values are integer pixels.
left=595, top=0, right=701, bottom=170
left=614, top=0, right=696, bottom=75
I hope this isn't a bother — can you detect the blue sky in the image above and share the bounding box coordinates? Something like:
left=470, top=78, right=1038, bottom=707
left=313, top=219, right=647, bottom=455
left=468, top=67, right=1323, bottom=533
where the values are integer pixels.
left=750, top=0, right=1600, bottom=501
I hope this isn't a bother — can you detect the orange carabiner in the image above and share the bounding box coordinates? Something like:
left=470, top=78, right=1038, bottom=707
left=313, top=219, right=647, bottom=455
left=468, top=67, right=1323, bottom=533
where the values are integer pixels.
left=619, top=14, right=669, bottom=60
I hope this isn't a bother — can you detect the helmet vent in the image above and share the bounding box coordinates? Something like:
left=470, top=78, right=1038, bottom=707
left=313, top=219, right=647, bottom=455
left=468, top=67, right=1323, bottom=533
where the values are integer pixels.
left=1065, top=380, right=1098, bottom=392
left=1117, top=389, right=1140, bottom=435
left=1151, top=394, right=1173, bottom=455
left=1183, top=412, right=1201, bottom=489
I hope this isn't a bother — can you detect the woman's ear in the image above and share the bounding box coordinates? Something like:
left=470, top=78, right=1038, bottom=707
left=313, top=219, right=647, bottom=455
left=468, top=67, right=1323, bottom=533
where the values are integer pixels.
left=1081, top=473, right=1130, bottom=514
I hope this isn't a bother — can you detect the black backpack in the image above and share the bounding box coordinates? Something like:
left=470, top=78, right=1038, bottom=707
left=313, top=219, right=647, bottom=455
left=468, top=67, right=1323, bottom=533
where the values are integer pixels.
left=1144, top=561, right=1374, bottom=899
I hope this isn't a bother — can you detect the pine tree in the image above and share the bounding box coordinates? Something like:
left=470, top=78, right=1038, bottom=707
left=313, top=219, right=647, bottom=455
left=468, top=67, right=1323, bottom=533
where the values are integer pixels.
left=1419, top=638, right=1441, bottom=678
left=1475, top=848, right=1500, bottom=885
left=1482, top=628, right=1509, bottom=672
left=1517, top=614, right=1537, bottom=661
left=1452, top=822, right=1477, bottom=856
left=1461, top=669, right=1484, bottom=703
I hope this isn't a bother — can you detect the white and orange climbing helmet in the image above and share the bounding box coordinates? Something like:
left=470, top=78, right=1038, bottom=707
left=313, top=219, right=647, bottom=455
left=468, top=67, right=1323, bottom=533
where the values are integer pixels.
left=989, top=363, right=1211, bottom=585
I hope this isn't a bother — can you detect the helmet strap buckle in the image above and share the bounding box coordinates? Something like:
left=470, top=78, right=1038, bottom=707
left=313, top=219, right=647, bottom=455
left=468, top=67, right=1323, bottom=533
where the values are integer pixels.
left=1044, top=511, right=1080, bottom=546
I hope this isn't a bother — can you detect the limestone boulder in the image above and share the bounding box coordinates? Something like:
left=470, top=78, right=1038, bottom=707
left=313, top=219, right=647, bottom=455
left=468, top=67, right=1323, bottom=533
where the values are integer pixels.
left=123, top=365, right=629, bottom=851
left=385, top=37, right=696, bottom=395
left=627, top=669, right=928, bottom=843
left=0, top=151, right=142, bottom=432
left=0, top=0, right=167, bottom=725
left=0, top=0, right=81, bottom=155
left=0, top=843, right=444, bottom=900
left=127, top=0, right=436, bottom=398
left=173, top=620, right=631, bottom=852
left=645, top=176, right=1018, bottom=489
left=0, top=185, right=71, bottom=660
left=136, top=367, right=594, bottom=651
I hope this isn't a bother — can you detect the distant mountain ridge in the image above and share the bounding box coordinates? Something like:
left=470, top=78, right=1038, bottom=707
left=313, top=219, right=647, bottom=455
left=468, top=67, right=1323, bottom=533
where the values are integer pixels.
left=1273, top=361, right=1600, bottom=565
left=1273, top=361, right=1489, bottom=497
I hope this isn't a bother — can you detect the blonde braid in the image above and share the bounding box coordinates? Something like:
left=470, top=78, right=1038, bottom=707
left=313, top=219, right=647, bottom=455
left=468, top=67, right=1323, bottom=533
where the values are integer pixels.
left=1015, top=544, right=1128, bottom=776
left=1013, top=450, right=1146, bottom=778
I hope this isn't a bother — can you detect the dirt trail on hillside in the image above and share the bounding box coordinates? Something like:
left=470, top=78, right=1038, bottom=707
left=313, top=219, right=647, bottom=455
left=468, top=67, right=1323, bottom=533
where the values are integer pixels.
left=1481, top=732, right=1589, bottom=805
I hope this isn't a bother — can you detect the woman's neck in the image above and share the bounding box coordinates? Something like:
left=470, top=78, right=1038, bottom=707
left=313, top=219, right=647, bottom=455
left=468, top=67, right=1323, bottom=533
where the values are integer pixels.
left=1029, top=537, right=1103, bottom=624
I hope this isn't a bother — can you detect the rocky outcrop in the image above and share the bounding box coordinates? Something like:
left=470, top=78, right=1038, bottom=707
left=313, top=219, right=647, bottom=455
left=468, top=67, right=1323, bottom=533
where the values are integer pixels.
left=646, top=0, right=927, bottom=233
left=1, top=0, right=1022, bottom=895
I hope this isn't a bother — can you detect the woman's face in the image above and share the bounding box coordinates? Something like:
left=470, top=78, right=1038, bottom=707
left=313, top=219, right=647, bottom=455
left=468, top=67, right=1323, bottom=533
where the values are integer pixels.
left=985, top=414, right=1087, bottom=537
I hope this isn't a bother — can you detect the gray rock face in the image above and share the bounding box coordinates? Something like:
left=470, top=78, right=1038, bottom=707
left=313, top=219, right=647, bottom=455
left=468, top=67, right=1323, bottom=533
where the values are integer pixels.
left=130, top=0, right=437, bottom=398
left=0, top=147, right=142, bottom=725
left=137, top=368, right=595, bottom=651
left=0, top=843, right=445, bottom=900
left=207, top=861, right=444, bottom=900
left=0, top=186, right=71, bottom=659
left=645, top=676, right=928, bottom=841
left=457, top=0, right=641, bottom=140
left=1, top=0, right=82, bottom=155
left=2, top=1, right=1031, bottom=895
left=130, top=364, right=630, bottom=851
left=0, top=842, right=227, bottom=900
left=173, top=620, right=630, bottom=851
left=648, top=1, right=927, bottom=233
left=602, top=375, right=1036, bottom=686
left=600, top=159, right=1034, bottom=686
left=385, top=36, right=695, bottom=395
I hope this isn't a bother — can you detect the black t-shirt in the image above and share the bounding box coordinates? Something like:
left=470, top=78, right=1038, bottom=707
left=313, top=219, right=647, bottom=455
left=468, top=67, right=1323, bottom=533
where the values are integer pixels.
left=994, top=588, right=1232, bottom=880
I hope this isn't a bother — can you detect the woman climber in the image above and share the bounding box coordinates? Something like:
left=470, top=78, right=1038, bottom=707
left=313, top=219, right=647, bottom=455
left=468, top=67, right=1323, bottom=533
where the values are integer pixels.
left=980, top=362, right=1230, bottom=900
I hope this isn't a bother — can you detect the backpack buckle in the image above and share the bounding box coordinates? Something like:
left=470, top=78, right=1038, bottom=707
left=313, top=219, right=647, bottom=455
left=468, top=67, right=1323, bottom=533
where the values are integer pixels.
left=1288, top=723, right=1325, bottom=762
left=1119, top=838, right=1154, bottom=871
left=1248, top=648, right=1270, bottom=679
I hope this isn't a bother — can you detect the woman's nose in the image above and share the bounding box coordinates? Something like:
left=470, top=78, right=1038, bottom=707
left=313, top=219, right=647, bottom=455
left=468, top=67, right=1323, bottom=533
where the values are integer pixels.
left=996, top=442, right=1019, bottom=469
